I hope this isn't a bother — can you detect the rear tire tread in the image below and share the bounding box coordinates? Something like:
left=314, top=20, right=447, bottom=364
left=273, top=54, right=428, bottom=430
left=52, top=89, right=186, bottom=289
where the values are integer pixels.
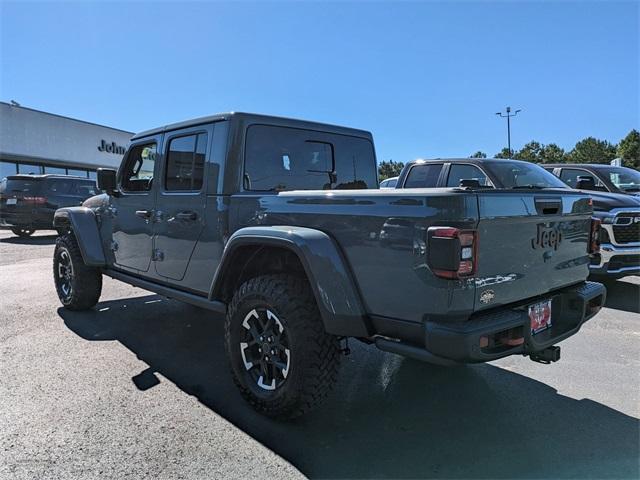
left=225, top=273, right=340, bottom=419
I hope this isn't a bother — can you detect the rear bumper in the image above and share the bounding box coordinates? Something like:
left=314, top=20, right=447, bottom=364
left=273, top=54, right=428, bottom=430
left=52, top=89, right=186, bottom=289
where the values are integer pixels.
left=376, top=281, right=606, bottom=364
left=589, top=242, right=640, bottom=278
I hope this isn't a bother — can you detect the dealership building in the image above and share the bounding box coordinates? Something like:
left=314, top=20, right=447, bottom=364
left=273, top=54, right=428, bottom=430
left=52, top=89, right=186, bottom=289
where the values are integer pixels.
left=0, top=101, right=133, bottom=181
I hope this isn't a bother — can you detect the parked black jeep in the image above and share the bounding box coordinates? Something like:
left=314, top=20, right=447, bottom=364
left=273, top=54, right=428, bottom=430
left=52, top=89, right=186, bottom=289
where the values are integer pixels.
left=0, top=174, right=98, bottom=237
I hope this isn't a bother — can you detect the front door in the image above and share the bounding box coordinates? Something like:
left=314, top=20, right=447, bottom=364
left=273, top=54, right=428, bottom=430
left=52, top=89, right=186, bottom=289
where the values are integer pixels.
left=111, top=137, right=161, bottom=274
left=153, top=125, right=211, bottom=281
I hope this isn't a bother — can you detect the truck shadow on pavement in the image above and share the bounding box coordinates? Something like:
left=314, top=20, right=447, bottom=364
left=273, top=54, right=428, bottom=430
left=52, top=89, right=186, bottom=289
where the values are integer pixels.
left=60, top=296, right=639, bottom=479
left=0, top=234, right=57, bottom=245
left=602, top=278, right=640, bottom=314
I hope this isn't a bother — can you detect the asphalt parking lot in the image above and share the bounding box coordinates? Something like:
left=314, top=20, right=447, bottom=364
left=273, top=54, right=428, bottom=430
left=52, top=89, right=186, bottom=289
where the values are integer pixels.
left=1, top=230, right=638, bottom=479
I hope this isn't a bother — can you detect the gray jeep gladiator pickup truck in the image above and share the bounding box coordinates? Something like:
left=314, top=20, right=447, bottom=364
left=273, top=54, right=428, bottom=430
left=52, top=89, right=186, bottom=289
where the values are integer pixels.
left=52, top=113, right=605, bottom=418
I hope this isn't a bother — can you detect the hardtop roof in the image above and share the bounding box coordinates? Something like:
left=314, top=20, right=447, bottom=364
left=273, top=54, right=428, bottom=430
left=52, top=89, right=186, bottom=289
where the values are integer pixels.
left=131, top=112, right=372, bottom=141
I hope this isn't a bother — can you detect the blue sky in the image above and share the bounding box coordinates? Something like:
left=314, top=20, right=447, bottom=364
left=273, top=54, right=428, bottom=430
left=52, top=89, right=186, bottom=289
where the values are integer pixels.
left=1, top=1, right=638, bottom=162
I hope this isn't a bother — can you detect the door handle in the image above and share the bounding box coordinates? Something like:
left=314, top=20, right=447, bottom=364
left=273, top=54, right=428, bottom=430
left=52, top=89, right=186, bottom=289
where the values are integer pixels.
left=135, top=210, right=152, bottom=219
left=175, top=211, right=198, bottom=221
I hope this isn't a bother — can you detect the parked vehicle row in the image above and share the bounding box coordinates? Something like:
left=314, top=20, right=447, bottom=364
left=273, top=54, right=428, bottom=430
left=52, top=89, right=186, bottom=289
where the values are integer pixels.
left=0, top=174, right=98, bottom=237
left=50, top=112, right=605, bottom=419
left=543, top=165, right=640, bottom=278
left=388, top=158, right=640, bottom=279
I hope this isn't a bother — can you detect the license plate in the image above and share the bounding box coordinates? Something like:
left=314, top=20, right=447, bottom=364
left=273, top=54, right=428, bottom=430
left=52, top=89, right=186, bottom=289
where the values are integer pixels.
left=6, top=198, right=17, bottom=205
left=529, top=299, right=552, bottom=335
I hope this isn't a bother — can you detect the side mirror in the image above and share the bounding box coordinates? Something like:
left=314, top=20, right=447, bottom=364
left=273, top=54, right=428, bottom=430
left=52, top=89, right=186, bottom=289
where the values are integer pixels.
left=576, top=175, right=596, bottom=191
left=97, top=168, right=118, bottom=195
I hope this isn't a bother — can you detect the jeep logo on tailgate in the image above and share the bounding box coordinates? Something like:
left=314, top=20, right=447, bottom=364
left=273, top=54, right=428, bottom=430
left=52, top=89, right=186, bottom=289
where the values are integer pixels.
left=532, top=224, right=562, bottom=250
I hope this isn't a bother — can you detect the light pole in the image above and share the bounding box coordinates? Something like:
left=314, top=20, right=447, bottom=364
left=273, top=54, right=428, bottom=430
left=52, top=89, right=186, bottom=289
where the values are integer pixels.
left=495, top=107, right=521, bottom=157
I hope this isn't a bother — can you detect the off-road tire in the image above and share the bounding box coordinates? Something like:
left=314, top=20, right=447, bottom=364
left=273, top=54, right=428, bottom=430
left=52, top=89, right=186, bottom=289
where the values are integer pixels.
left=53, top=232, right=102, bottom=310
left=11, top=228, right=34, bottom=237
left=225, top=273, right=340, bottom=419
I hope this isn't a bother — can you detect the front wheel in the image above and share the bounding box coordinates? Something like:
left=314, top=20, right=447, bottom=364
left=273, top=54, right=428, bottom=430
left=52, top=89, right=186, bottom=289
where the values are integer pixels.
left=11, top=228, right=34, bottom=237
left=53, top=233, right=102, bottom=310
left=225, top=274, right=341, bottom=419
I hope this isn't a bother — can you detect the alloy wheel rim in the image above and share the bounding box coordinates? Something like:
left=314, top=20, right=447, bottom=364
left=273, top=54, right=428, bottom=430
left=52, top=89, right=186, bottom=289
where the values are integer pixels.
left=239, top=308, right=291, bottom=391
left=57, top=249, right=74, bottom=300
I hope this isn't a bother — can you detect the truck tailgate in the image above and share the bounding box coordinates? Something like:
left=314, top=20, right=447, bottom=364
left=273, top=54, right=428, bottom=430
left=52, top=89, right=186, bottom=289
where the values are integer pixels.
left=475, top=190, right=593, bottom=310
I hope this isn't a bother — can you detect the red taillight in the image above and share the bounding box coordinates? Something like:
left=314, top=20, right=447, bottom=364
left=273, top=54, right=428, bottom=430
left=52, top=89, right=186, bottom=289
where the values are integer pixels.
left=24, top=196, right=47, bottom=204
left=428, top=227, right=478, bottom=279
left=589, top=217, right=601, bottom=254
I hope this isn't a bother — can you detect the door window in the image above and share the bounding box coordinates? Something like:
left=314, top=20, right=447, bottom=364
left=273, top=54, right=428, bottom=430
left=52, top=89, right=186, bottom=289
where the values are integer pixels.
left=45, top=179, right=74, bottom=194
left=560, top=168, right=605, bottom=189
left=446, top=164, right=491, bottom=187
left=404, top=164, right=443, bottom=188
left=120, top=143, right=157, bottom=192
left=165, top=133, right=208, bottom=191
left=71, top=181, right=98, bottom=197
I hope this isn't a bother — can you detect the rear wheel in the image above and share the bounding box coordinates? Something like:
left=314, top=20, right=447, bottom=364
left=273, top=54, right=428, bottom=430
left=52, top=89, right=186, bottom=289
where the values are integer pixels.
left=53, top=233, right=102, bottom=310
left=225, top=274, right=340, bottom=419
left=11, top=228, right=34, bottom=237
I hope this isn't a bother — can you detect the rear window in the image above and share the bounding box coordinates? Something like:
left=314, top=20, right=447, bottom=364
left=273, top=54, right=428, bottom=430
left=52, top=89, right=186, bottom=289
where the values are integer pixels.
left=244, top=125, right=377, bottom=191
left=3, top=178, right=42, bottom=194
left=44, top=179, right=98, bottom=196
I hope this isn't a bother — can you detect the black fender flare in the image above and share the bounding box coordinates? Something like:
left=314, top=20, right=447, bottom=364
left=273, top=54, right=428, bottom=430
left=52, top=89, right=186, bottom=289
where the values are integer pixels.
left=53, top=207, right=106, bottom=266
left=209, top=226, right=370, bottom=338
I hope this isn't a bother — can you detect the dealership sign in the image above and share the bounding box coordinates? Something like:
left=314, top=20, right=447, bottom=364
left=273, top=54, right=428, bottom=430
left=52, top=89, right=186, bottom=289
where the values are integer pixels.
left=98, top=139, right=126, bottom=155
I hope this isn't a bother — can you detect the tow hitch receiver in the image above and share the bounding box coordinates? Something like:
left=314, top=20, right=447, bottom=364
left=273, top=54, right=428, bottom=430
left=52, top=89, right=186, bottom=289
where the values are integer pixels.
left=530, top=346, right=561, bottom=364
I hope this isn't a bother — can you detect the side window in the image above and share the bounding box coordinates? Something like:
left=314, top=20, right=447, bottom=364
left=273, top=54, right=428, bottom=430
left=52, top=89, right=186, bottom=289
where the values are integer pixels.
left=244, top=125, right=377, bottom=191
left=45, top=179, right=72, bottom=194
left=165, top=133, right=208, bottom=191
left=387, top=178, right=397, bottom=188
left=559, top=168, right=604, bottom=188
left=446, top=164, right=491, bottom=187
left=72, top=181, right=98, bottom=197
left=244, top=126, right=333, bottom=191
left=120, top=143, right=157, bottom=192
left=404, top=164, right=443, bottom=188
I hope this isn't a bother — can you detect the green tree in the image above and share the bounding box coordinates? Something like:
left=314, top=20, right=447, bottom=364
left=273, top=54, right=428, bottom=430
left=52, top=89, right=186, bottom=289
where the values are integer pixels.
left=540, top=143, right=567, bottom=164
left=514, top=141, right=544, bottom=163
left=617, top=129, right=640, bottom=169
left=568, top=137, right=617, bottom=164
left=494, top=147, right=512, bottom=159
left=469, top=151, right=487, bottom=158
left=378, top=160, right=405, bottom=180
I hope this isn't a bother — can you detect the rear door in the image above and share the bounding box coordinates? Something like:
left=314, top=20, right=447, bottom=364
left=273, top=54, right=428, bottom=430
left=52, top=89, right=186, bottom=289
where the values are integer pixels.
left=153, top=125, right=211, bottom=281
left=475, top=190, right=592, bottom=310
left=111, top=136, right=161, bottom=274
